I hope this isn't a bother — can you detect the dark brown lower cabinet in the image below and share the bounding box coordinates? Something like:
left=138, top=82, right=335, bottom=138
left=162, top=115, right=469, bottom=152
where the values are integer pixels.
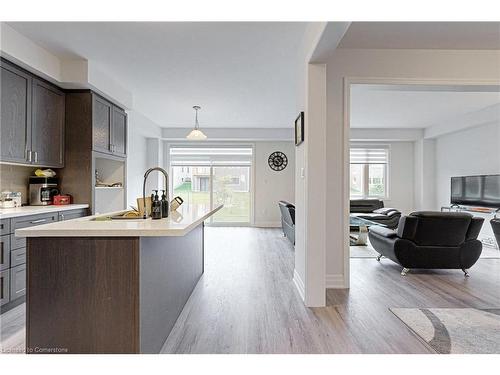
left=26, top=224, right=204, bottom=354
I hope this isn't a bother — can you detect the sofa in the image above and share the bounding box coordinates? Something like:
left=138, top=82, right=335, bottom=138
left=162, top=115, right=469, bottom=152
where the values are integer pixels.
left=279, top=201, right=295, bottom=245
left=350, top=199, right=401, bottom=229
left=368, top=211, right=484, bottom=276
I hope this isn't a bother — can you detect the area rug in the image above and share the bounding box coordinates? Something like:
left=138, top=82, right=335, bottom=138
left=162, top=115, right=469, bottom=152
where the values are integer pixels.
left=480, top=246, right=500, bottom=259
left=390, top=308, right=500, bottom=354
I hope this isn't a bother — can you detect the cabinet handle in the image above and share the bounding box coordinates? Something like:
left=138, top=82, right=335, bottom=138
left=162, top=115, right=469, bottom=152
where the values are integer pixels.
left=27, top=150, right=32, bottom=163
left=30, top=219, right=47, bottom=224
left=1, top=276, right=4, bottom=299
left=0, top=243, right=3, bottom=264
left=34, top=151, right=38, bottom=163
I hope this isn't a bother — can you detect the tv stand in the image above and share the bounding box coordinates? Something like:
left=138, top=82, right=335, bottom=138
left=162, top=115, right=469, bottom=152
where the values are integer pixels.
left=441, top=205, right=497, bottom=214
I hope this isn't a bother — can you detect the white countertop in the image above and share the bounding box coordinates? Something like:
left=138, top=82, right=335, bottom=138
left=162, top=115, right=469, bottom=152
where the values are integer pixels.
left=15, top=203, right=222, bottom=238
left=0, top=204, right=89, bottom=219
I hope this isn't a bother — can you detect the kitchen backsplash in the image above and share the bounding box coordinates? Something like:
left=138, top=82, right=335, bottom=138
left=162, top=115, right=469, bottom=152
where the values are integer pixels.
left=0, top=164, right=38, bottom=205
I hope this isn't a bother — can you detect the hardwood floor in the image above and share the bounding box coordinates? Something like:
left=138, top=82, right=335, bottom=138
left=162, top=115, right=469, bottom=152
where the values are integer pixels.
left=162, top=227, right=500, bottom=353
left=0, top=302, right=25, bottom=354
left=2, top=227, right=499, bottom=354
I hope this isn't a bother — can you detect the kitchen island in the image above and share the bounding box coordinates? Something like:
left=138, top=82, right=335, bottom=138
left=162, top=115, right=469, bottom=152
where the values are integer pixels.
left=15, top=203, right=222, bottom=354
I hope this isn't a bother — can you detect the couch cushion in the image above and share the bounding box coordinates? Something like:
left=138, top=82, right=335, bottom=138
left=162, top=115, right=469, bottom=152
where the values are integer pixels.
left=373, top=207, right=400, bottom=216
left=408, top=211, right=473, bottom=246
left=352, top=212, right=390, bottom=221
left=350, top=199, right=384, bottom=213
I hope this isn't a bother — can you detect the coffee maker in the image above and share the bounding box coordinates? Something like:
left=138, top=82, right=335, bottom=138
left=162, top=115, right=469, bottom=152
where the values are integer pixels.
left=29, top=176, right=60, bottom=205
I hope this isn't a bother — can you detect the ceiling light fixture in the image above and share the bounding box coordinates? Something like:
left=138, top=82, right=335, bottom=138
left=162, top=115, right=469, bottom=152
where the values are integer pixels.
left=186, top=105, right=207, bottom=140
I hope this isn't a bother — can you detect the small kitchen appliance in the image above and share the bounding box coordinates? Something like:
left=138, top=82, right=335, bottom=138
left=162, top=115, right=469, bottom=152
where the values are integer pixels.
left=29, top=176, right=60, bottom=206
left=53, top=194, right=72, bottom=205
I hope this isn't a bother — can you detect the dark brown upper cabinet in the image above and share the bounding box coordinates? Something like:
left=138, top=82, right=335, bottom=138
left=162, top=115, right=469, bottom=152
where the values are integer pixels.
left=0, top=59, right=65, bottom=168
left=92, top=93, right=127, bottom=157
left=31, top=79, right=65, bottom=167
left=0, top=60, right=32, bottom=164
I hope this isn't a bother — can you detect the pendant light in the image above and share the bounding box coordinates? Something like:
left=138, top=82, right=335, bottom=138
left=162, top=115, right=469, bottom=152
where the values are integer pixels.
left=186, top=105, right=207, bottom=140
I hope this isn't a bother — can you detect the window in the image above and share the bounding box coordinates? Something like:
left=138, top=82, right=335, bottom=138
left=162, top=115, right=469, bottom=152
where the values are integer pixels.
left=170, top=146, right=253, bottom=224
left=350, top=146, right=389, bottom=198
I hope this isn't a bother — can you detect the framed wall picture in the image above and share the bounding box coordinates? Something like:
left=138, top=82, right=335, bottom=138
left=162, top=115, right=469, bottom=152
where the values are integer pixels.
left=295, top=111, right=304, bottom=146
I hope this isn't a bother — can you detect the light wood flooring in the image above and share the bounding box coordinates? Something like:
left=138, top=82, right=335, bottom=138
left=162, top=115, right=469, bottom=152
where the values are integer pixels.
left=1, top=227, right=500, bottom=354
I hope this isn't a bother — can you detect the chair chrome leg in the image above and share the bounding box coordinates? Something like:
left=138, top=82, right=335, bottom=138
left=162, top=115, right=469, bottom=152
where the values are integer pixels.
left=462, top=268, right=470, bottom=277
left=376, top=254, right=382, bottom=262
left=401, top=267, right=410, bottom=276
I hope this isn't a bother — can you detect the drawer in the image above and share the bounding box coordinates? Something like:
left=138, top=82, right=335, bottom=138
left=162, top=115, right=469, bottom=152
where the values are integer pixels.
left=10, top=264, right=26, bottom=300
left=0, top=219, right=10, bottom=236
left=0, top=269, right=10, bottom=306
left=1, top=235, right=11, bottom=271
left=59, top=208, right=87, bottom=221
left=10, top=233, right=26, bottom=250
left=11, top=212, right=58, bottom=230
left=11, top=247, right=26, bottom=267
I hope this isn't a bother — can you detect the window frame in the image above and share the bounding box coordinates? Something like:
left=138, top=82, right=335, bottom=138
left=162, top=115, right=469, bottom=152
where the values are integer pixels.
left=166, top=142, right=255, bottom=226
left=349, top=144, right=390, bottom=200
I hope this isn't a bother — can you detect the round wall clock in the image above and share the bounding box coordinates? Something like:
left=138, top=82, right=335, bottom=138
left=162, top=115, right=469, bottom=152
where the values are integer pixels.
left=268, top=151, right=288, bottom=171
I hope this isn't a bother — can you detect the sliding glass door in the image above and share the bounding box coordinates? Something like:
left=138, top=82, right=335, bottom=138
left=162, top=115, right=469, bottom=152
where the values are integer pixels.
left=172, top=166, right=211, bottom=210
left=212, top=166, right=251, bottom=223
left=170, top=146, right=253, bottom=225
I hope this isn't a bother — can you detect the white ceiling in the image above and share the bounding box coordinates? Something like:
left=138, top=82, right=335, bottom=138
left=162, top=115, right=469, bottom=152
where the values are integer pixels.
left=350, top=84, right=500, bottom=129
left=7, top=22, right=307, bottom=128
left=339, top=22, right=500, bottom=49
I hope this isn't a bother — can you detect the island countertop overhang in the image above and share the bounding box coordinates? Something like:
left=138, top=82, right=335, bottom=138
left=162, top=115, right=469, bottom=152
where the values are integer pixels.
left=15, top=204, right=223, bottom=238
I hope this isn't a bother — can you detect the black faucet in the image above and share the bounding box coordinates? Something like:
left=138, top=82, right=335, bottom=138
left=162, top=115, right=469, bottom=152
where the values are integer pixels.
left=142, top=167, right=169, bottom=219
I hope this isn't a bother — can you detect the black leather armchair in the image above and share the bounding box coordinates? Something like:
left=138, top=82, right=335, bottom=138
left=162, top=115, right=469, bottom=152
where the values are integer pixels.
left=368, top=211, right=484, bottom=276
left=491, top=218, right=500, bottom=249
left=279, top=201, right=295, bottom=245
left=350, top=199, right=401, bottom=229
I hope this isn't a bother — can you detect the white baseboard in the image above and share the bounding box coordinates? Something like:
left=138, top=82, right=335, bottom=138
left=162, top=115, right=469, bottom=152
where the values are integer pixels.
left=253, top=221, right=281, bottom=228
left=293, top=269, right=305, bottom=300
left=325, top=274, right=347, bottom=289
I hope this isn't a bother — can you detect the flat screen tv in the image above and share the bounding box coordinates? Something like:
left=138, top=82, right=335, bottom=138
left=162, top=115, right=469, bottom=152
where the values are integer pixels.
left=451, top=174, right=500, bottom=208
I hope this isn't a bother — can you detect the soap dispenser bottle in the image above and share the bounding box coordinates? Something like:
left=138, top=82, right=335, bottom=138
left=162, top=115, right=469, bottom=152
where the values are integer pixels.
left=151, top=190, right=162, bottom=219
left=161, top=190, right=169, bottom=218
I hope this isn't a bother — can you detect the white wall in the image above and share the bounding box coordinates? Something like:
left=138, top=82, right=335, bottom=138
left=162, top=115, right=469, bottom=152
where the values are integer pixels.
left=293, top=23, right=328, bottom=304
left=414, top=138, right=437, bottom=211
left=387, top=142, right=415, bottom=214
left=324, top=48, right=500, bottom=287
left=162, top=127, right=293, bottom=141
left=435, top=122, right=500, bottom=209
left=434, top=122, right=500, bottom=244
left=254, top=141, right=295, bottom=227
left=162, top=140, right=295, bottom=226
left=126, top=111, right=162, bottom=207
